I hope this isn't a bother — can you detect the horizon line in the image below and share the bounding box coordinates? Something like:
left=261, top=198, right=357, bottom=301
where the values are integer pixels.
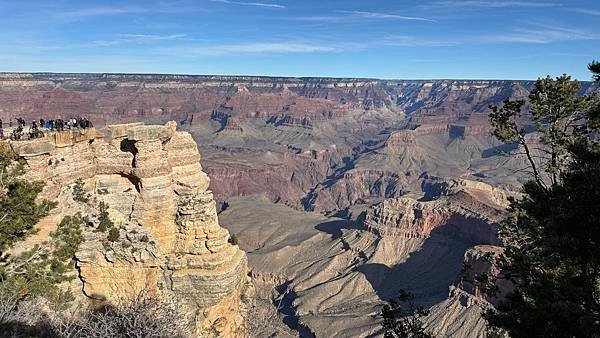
left=1, top=70, right=588, bottom=83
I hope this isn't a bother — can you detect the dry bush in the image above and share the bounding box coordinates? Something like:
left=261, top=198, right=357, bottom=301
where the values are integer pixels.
left=73, top=292, right=190, bottom=338
left=0, top=286, right=191, bottom=338
left=0, top=289, right=47, bottom=338
left=245, top=282, right=296, bottom=338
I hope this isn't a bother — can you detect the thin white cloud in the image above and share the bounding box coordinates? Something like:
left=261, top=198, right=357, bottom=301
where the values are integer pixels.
left=208, top=0, right=285, bottom=9
left=55, top=6, right=148, bottom=20
left=489, top=24, right=595, bottom=44
left=382, top=35, right=457, bottom=47
left=382, top=24, right=595, bottom=47
left=429, top=1, right=560, bottom=8
left=410, top=59, right=442, bottom=63
left=50, top=4, right=210, bottom=22
left=566, top=8, right=600, bottom=16
left=174, top=42, right=336, bottom=56
left=336, top=10, right=436, bottom=22
left=92, top=34, right=187, bottom=47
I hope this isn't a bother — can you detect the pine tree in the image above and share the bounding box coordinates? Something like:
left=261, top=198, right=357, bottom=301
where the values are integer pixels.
left=0, top=148, right=83, bottom=302
left=485, top=63, right=600, bottom=337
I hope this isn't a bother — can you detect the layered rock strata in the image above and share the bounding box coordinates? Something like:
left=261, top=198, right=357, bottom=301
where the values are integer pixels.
left=363, top=179, right=506, bottom=243
left=10, top=122, right=250, bottom=337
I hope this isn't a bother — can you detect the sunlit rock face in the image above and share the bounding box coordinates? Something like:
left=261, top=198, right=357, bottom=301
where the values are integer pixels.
left=10, top=122, right=252, bottom=337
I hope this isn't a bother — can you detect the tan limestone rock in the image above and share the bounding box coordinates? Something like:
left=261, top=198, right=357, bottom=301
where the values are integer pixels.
left=10, top=121, right=251, bottom=337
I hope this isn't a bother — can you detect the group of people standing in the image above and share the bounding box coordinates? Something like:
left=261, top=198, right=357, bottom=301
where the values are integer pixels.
left=42, top=117, right=93, bottom=132
left=0, top=116, right=93, bottom=140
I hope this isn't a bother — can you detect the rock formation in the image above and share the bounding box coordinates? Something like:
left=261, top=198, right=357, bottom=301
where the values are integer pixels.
left=10, top=122, right=251, bottom=337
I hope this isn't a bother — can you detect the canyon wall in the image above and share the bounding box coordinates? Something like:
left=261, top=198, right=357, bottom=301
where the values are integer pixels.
left=9, top=122, right=251, bottom=337
left=1, top=73, right=594, bottom=207
left=0, top=73, right=547, bottom=125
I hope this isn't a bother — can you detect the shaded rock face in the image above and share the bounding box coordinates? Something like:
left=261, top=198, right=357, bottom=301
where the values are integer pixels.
left=303, top=169, right=409, bottom=213
left=10, top=122, right=251, bottom=337
left=267, top=114, right=313, bottom=129
left=457, top=245, right=513, bottom=306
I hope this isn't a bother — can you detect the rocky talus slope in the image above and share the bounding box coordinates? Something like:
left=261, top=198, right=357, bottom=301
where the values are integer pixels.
left=10, top=122, right=251, bottom=337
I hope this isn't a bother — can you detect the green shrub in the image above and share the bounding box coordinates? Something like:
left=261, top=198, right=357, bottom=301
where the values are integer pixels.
left=97, top=188, right=109, bottom=195
left=0, top=148, right=56, bottom=253
left=97, top=202, right=114, bottom=233
left=228, top=233, right=239, bottom=246
left=107, top=227, right=120, bottom=242
left=1, top=214, right=84, bottom=301
left=72, top=179, right=90, bottom=204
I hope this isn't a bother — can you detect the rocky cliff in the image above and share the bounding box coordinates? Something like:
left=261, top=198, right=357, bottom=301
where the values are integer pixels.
left=9, top=122, right=251, bottom=337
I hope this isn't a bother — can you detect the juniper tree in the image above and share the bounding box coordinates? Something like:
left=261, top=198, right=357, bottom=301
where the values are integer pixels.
left=0, top=149, right=56, bottom=254
left=485, top=62, right=600, bottom=337
left=381, top=289, right=433, bottom=338
left=0, top=148, right=83, bottom=302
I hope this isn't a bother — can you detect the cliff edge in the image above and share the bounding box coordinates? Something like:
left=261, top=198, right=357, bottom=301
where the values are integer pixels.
left=9, top=122, right=252, bottom=337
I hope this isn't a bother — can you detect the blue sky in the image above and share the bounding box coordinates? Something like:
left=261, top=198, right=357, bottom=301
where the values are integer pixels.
left=0, top=0, right=598, bottom=79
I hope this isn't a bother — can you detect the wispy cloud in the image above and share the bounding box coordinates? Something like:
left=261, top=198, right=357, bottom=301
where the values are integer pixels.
left=489, top=24, right=596, bottom=44
left=566, top=8, right=600, bottom=16
left=294, top=10, right=436, bottom=23
left=208, top=0, right=285, bottom=9
left=92, top=34, right=187, bottom=47
left=429, top=1, right=560, bottom=8
left=49, top=4, right=210, bottom=22
left=336, top=10, right=436, bottom=22
left=382, top=35, right=457, bottom=47
left=173, top=42, right=336, bottom=56
left=55, top=6, right=148, bottom=21
left=381, top=24, right=596, bottom=47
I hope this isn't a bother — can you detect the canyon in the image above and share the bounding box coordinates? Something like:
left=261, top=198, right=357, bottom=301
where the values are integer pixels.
left=1, top=73, right=597, bottom=337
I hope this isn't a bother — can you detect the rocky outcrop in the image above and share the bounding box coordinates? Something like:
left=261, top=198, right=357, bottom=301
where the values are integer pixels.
left=457, top=245, right=513, bottom=306
left=10, top=122, right=251, bottom=337
left=206, top=145, right=345, bottom=208
left=266, top=114, right=313, bottom=129
left=303, top=169, right=409, bottom=213
left=363, top=182, right=504, bottom=244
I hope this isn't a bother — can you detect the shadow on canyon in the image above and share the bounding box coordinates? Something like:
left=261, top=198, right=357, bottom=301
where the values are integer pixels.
left=356, top=225, right=476, bottom=308
left=314, top=219, right=362, bottom=240
left=312, top=217, right=482, bottom=307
